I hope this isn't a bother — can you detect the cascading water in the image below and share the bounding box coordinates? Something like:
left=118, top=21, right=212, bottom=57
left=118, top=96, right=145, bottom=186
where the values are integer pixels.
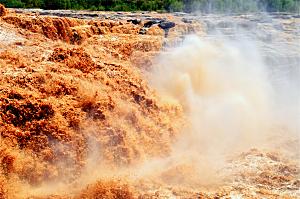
left=146, top=14, right=300, bottom=187
left=0, top=5, right=299, bottom=197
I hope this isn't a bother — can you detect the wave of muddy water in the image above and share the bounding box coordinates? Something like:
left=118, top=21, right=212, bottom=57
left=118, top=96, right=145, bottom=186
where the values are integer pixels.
left=0, top=6, right=299, bottom=198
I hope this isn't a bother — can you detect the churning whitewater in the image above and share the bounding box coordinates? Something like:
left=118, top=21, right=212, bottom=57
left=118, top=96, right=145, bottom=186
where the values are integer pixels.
left=0, top=4, right=299, bottom=198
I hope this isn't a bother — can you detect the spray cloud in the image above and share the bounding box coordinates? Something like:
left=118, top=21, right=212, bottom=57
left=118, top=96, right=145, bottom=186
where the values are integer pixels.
left=147, top=29, right=299, bottom=186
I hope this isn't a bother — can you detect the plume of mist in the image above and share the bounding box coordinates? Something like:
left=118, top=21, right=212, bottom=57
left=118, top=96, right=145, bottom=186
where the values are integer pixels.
left=147, top=31, right=300, bottom=185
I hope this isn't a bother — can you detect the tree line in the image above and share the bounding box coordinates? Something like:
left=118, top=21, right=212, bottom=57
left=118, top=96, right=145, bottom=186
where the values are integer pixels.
left=1, top=0, right=299, bottom=13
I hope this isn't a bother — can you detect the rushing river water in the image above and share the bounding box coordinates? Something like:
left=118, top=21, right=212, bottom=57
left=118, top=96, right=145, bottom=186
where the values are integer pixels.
left=1, top=8, right=299, bottom=198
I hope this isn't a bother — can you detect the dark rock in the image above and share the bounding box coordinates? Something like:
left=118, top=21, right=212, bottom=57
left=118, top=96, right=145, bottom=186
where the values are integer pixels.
left=127, top=19, right=141, bottom=25
left=158, top=21, right=176, bottom=38
left=85, top=13, right=99, bottom=18
left=139, top=27, right=147, bottom=35
left=143, top=20, right=161, bottom=28
left=158, top=21, right=176, bottom=30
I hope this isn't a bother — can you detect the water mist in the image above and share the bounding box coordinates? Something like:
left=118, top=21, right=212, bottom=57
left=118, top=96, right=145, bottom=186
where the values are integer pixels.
left=148, top=31, right=300, bottom=186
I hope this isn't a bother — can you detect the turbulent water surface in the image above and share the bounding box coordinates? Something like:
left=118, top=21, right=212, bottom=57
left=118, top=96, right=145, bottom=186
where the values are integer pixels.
left=0, top=6, right=299, bottom=198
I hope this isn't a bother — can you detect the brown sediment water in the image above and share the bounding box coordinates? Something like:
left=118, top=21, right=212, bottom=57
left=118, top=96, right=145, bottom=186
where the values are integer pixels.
left=0, top=5, right=299, bottom=199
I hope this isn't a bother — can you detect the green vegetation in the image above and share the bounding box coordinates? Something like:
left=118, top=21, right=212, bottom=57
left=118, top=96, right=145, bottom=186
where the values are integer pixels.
left=1, top=0, right=300, bottom=13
